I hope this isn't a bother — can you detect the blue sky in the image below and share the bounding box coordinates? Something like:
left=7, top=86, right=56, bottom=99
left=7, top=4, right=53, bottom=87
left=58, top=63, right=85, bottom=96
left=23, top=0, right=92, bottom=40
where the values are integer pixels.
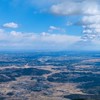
left=0, top=0, right=81, bottom=34
left=0, top=0, right=100, bottom=51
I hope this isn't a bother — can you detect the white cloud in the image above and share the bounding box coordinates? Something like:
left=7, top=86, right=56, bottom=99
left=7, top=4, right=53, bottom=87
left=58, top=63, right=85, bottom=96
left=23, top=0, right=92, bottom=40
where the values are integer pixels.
left=3, top=22, right=18, bottom=28
left=50, top=0, right=100, bottom=15
left=40, top=32, right=80, bottom=44
left=0, top=29, right=80, bottom=50
left=82, top=15, right=100, bottom=25
left=49, top=26, right=58, bottom=30
left=80, top=15, right=100, bottom=40
left=48, top=26, right=65, bottom=32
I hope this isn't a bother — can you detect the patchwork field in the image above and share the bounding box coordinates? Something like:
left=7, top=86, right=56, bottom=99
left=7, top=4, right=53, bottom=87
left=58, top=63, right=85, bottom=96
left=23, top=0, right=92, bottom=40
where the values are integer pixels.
left=0, top=51, right=100, bottom=100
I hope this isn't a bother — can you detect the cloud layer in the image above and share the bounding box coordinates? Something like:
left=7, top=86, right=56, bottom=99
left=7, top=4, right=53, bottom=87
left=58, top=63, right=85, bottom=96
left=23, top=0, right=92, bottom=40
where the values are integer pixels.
left=0, top=29, right=80, bottom=50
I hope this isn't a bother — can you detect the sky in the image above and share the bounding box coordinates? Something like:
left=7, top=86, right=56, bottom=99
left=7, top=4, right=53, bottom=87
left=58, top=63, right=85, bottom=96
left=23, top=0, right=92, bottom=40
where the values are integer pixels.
left=0, top=0, right=100, bottom=51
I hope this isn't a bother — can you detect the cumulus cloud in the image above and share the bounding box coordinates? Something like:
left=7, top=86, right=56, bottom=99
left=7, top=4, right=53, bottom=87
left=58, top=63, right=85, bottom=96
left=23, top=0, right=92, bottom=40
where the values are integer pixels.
left=50, top=0, right=100, bottom=15
left=3, top=22, right=18, bottom=28
left=50, top=0, right=100, bottom=43
left=0, top=29, right=80, bottom=50
left=80, top=15, right=100, bottom=40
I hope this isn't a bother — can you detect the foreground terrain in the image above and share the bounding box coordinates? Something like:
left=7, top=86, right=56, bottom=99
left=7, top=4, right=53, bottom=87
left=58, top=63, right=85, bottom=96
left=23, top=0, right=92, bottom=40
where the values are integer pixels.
left=0, top=51, right=100, bottom=100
